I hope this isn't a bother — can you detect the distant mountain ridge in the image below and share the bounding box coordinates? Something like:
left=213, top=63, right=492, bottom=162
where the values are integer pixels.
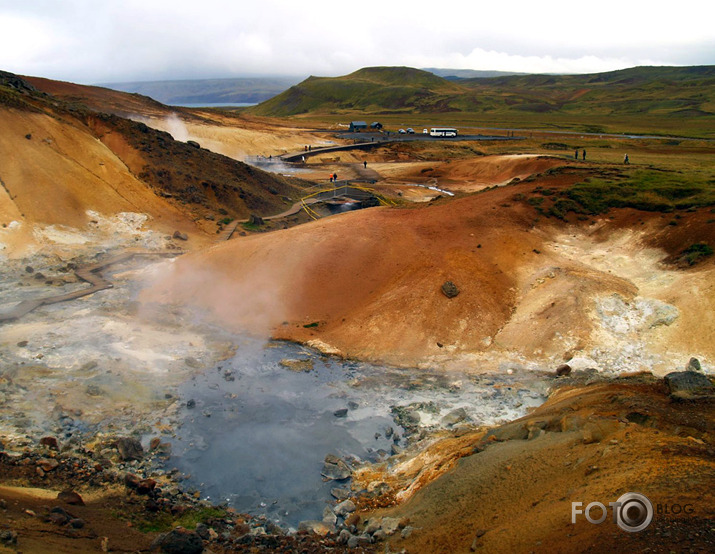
left=100, top=76, right=303, bottom=106
left=424, top=68, right=528, bottom=79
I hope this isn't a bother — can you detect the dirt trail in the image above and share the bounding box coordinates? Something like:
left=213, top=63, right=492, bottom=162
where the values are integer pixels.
left=0, top=251, right=180, bottom=323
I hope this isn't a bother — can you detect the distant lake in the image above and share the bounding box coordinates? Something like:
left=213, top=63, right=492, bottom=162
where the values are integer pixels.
left=172, top=102, right=257, bottom=108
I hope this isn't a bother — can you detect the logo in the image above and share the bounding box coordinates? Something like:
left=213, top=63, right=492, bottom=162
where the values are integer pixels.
left=572, top=492, right=654, bottom=533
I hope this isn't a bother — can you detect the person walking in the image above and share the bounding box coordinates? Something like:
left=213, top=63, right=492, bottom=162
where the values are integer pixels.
left=333, top=172, right=338, bottom=182
left=582, top=149, right=586, bottom=161
left=363, top=161, right=367, bottom=169
left=624, top=153, right=630, bottom=164
left=574, top=149, right=579, bottom=159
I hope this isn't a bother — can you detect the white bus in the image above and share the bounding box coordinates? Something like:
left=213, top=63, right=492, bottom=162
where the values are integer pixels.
left=429, top=127, right=458, bottom=137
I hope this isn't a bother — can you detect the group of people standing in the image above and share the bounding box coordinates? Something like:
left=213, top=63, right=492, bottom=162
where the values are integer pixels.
left=574, top=148, right=630, bottom=164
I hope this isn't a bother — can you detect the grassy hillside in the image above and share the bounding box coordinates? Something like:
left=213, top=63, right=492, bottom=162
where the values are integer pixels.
left=251, top=65, right=715, bottom=137
left=251, top=67, right=470, bottom=117
left=460, top=65, right=715, bottom=117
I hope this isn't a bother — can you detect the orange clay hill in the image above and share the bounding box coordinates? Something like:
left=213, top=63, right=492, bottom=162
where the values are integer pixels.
left=0, top=71, right=305, bottom=255
left=353, top=373, right=715, bottom=554
left=141, top=166, right=715, bottom=371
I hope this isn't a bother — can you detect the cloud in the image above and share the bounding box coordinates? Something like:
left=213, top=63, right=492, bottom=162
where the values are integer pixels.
left=0, top=0, right=712, bottom=83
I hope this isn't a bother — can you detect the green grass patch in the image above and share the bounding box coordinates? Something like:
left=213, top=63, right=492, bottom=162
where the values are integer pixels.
left=133, top=506, right=228, bottom=533
left=545, top=168, right=715, bottom=217
left=681, top=242, right=714, bottom=266
left=241, top=221, right=261, bottom=231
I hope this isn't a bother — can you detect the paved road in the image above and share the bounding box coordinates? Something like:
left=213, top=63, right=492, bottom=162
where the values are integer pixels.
left=280, top=132, right=520, bottom=163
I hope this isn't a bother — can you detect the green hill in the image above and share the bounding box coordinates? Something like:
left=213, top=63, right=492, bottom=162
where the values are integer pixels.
left=250, top=66, right=469, bottom=116
left=459, top=65, right=715, bottom=117
left=250, top=65, right=715, bottom=137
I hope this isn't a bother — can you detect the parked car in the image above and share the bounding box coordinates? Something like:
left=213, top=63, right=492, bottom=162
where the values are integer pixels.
left=423, top=129, right=429, bottom=134
left=398, top=129, right=406, bottom=134
left=406, top=128, right=415, bottom=134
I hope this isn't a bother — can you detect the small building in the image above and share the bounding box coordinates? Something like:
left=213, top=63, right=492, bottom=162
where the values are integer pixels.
left=349, top=121, right=368, bottom=132
left=370, top=122, right=383, bottom=130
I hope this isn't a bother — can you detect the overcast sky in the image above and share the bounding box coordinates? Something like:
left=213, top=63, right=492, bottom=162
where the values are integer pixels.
left=1, top=0, right=713, bottom=84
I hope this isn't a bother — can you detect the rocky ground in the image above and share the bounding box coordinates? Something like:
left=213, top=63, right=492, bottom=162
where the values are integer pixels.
left=1, top=365, right=712, bottom=553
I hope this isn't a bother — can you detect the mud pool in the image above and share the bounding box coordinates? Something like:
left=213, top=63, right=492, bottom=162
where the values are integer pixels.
left=0, top=253, right=550, bottom=529
left=170, top=338, right=549, bottom=527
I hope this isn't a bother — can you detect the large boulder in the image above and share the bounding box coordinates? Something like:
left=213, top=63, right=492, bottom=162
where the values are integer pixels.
left=664, top=371, right=714, bottom=400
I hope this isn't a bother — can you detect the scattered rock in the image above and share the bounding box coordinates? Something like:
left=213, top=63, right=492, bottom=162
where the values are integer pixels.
left=172, top=230, right=189, bottom=241
left=25, top=266, right=34, bottom=273
left=184, top=357, right=200, bottom=368
left=441, top=280, right=460, bottom=298
left=685, top=357, right=702, bottom=372
left=37, top=458, right=59, bottom=472
left=48, top=508, right=70, bottom=526
left=57, top=490, right=85, bottom=506
left=297, top=520, right=334, bottom=536
left=137, top=478, right=157, bottom=494
left=186, top=140, right=201, bottom=149
left=380, top=516, right=401, bottom=535
left=115, top=437, right=144, bottom=461
left=124, top=473, right=141, bottom=489
left=16, top=340, right=28, bottom=347
left=441, top=407, right=468, bottom=427
left=331, top=487, right=351, bottom=501
left=40, top=436, right=59, bottom=450
left=150, top=437, right=162, bottom=451
left=321, top=457, right=352, bottom=480
left=186, top=399, right=196, bottom=409
left=333, top=408, right=348, bottom=418
left=334, top=499, right=356, bottom=517
left=0, top=530, right=17, bottom=545
left=556, top=364, right=572, bottom=377
left=69, top=518, right=85, bottom=529
left=279, top=358, right=314, bottom=372
left=152, top=527, right=204, bottom=554
left=86, top=384, right=103, bottom=396
left=322, top=506, right=337, bottom=526
left=664, top=371, right=714, bottom=400
left=337, top=529, right=352, bottom=544
left=347, top=534, right=372, bottom=548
